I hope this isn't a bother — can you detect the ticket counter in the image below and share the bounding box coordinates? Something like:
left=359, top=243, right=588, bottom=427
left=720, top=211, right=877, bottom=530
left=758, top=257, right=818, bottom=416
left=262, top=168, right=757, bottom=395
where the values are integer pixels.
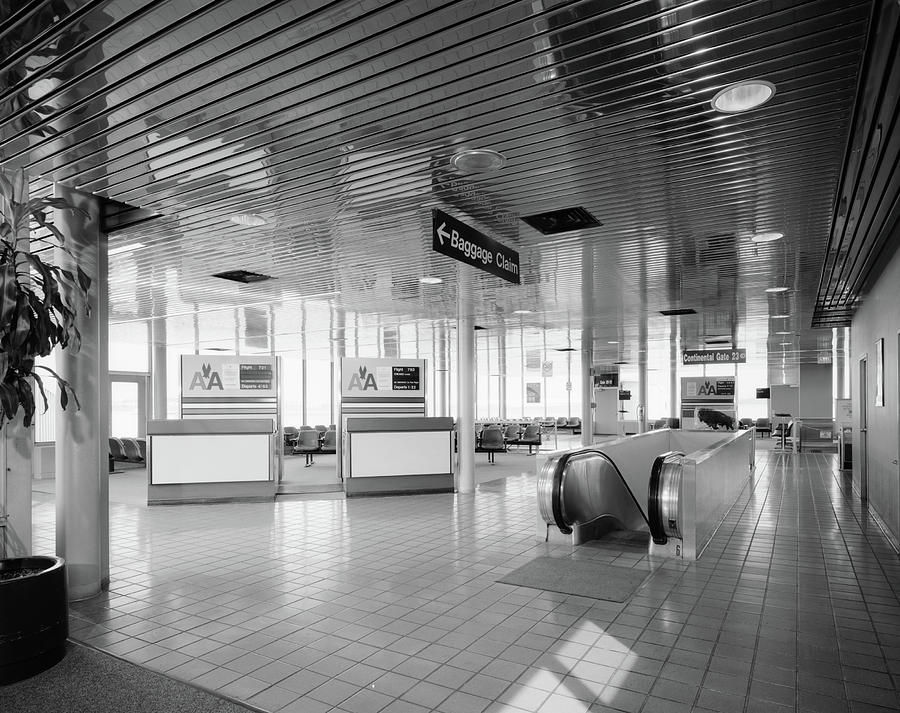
left=147, top=418, right=276, bottom=504
left=345, top=417, right=454, bottom=496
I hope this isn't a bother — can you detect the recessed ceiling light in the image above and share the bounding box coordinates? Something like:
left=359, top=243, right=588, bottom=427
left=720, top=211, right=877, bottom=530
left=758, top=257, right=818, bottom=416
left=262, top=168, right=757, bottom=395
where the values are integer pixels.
left=774, top=331, right=792, bottom=335
left=765, top=286, right=789, bottom=293
left=751, top=231, right=783, bottom=243
left=608, top=340, right=619, bottom=344
left=450, top=148, right=506, bottom=173
left=780, top=342, right=793, bottom=346
left=108, top=242, right=146, bottom=256
left=711, top=80, right=776, bottom=113
left=419, top=276, right=442, bottom=284
left=512, top=309, right=533, bottom=314
left=770, top=314, right=790, bottom=319
left=229, top=213, right=267, bottom=227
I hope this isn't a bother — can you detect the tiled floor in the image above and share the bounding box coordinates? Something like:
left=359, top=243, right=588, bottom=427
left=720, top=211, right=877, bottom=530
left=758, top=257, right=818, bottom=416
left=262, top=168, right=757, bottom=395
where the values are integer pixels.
left=30, top=445, right=900, bottom=712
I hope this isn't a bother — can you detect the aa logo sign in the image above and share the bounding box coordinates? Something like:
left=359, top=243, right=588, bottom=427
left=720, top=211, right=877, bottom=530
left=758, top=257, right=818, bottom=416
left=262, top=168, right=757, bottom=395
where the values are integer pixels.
left=347, top=366, right=377, bottom=391
left=189, top=363, right=223, bottom=391
left=697, top=381, right=717, bottom=396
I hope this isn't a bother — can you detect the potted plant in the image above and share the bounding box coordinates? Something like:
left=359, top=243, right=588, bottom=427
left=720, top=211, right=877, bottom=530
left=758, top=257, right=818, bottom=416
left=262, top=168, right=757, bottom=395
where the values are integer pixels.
left=0, top=168, right=91, bottom=684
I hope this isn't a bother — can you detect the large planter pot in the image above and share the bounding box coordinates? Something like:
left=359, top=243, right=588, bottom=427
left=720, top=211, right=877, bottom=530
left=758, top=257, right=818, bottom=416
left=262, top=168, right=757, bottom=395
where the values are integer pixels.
left=0, top=556, right=68, bottom=685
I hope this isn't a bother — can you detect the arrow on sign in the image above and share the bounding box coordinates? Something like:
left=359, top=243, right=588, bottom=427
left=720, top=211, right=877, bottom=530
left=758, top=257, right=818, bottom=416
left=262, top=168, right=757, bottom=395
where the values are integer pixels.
left=437, top=222, right=451, bottom=245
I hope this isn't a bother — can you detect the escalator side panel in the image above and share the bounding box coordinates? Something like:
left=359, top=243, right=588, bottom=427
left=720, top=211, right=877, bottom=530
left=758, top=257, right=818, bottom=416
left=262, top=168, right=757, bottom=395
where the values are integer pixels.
left=558, top=453, right=649, bottom=533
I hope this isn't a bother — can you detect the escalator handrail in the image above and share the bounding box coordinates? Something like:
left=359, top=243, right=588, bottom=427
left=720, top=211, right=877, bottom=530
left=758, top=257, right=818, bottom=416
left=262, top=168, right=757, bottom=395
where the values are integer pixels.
left=647, top=451, right=684, bottom=544
left=546, top=446, right=647, bottom=535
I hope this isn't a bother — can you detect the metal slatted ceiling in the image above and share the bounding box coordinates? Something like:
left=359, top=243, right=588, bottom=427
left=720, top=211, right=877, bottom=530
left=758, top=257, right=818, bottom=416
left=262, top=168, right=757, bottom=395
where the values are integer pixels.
left=0, top=0, right=876, bottom=363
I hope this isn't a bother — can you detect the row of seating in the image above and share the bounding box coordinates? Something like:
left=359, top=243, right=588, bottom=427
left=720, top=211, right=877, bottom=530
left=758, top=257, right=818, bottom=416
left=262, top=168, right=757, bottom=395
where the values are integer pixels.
left=477, top=416, right=582, bottom=431
left=475, top=423, right=543, bottom=463
left=109, top=437, right=145, bottom=464
left=284, top=426, right=337, bottom=466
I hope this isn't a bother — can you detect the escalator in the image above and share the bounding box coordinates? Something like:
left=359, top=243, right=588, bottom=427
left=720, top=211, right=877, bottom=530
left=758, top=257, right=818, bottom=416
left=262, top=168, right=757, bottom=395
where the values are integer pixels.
left=538, top=448, right=685, bottom=547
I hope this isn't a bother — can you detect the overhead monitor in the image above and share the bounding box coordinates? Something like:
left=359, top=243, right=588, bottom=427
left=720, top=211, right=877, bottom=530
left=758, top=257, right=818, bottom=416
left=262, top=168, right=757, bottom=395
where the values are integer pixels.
left=756, top=387, right=771, bottom=399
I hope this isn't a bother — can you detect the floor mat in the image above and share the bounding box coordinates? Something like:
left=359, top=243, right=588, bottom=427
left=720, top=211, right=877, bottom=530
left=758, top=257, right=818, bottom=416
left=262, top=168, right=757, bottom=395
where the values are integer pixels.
left=0, top=641, right=253, bottom=713
left=497, top=556, right=651, bottom=602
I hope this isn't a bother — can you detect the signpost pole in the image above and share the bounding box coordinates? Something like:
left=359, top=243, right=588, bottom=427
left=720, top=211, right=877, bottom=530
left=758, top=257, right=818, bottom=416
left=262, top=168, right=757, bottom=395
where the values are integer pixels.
left=457, top=270, right=475, bottom=494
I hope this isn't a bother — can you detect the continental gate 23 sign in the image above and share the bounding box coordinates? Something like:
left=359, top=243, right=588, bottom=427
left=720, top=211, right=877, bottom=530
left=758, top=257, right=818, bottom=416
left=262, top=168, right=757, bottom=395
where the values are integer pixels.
left=682, top=349, right=746, bottom=364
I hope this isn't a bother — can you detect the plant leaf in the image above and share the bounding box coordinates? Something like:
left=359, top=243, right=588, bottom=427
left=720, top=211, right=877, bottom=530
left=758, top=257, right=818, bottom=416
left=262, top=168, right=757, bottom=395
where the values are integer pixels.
left=0, top=261, right=17, bottom=333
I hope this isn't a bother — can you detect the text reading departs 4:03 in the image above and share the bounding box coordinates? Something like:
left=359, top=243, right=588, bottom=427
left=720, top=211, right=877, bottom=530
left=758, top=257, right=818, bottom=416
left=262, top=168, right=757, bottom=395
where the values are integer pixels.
left=431, top=209, right=520, bottom=284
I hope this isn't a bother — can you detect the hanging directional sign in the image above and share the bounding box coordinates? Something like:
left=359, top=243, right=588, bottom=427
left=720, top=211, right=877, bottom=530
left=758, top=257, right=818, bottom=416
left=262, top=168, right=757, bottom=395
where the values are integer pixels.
left=682, top=348, right=746, bottom=364
left=432, top=209, right=520, bottom=284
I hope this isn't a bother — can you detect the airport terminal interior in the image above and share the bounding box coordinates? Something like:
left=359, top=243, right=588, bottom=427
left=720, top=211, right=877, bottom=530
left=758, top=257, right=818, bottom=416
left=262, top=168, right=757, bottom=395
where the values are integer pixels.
left=3, top=1, right=900, bottom=712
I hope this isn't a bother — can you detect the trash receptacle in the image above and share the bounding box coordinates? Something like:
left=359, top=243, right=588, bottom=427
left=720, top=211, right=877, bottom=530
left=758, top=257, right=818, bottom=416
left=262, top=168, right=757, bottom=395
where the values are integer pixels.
left=839, top=427, right=852, bottom=470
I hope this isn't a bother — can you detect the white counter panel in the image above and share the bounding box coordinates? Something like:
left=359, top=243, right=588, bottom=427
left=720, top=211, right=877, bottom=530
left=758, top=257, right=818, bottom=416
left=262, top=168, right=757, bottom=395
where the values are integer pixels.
left=151, top=433, right=271, bottom=484
left=349, top=431, right=450, bottom=478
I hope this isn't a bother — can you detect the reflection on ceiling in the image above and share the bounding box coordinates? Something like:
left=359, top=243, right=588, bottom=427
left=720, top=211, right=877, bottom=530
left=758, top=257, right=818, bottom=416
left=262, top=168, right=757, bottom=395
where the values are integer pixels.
left=0, top=0, right=885, bottom=368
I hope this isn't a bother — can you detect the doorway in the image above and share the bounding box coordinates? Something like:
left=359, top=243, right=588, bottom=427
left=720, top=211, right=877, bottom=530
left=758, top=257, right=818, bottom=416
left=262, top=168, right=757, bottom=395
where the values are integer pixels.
left=109, top=374, right=148, bottom=438
left=859, top=357, right=868, bottom=500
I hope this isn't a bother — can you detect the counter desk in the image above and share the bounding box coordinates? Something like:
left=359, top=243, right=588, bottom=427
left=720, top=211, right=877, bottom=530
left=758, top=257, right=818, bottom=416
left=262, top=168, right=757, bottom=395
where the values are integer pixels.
left=345, top=417, right=454, bottom=496
left=147, top=418, right=276, bottom=504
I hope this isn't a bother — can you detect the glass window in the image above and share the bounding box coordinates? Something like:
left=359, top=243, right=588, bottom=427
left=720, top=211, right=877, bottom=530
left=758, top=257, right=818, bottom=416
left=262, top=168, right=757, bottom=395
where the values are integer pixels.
left=109, top=321, right=149, bottom=372
left=110, top=381, right=139, bottom=437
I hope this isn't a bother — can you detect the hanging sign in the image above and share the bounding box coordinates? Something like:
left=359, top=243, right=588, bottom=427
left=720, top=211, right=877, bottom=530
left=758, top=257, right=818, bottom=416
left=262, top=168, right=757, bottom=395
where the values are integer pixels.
left=682, top=348, right=746, bottom=364
left=432, top=209, right=520, bottom=284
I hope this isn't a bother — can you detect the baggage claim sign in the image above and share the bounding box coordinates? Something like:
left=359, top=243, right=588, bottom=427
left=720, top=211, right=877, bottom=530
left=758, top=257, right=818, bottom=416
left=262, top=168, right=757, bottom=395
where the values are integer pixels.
left=432, top=209, right=520, bottom=284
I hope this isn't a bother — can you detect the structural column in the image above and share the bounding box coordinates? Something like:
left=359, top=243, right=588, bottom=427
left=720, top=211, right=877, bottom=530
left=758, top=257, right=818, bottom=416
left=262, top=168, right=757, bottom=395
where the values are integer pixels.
left=150, top=318, right=167, bottom=419
left=435, top=324, right=449, bottom=417
left=457, top=273, right=475, bottom=494
left=498, top=329, right=507, bottom=420
left=54, top=185, right=109, bottom=599
left=581, top=327, right=593, bottom=447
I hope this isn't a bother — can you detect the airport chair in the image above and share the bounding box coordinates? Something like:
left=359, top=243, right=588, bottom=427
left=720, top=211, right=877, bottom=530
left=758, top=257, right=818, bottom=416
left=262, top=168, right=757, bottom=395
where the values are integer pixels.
left=476, top=427, right=506, bottom=464
left=108, top=437, right=127, bottom=462
left=566, top=416, right=581, bottom=434
left=739, top=418, right=754, bottom=430
left=319, top=429, right=337, bottom=455
left=502, top=424, right=521, bottom=443
left=136, top=438, right=147, bottom=461
left=516, top=424, right=542, bottom=454
left=556, top=416, right=568, bottom=429
left=293, top=429, right=321, bottom=466
left=283, top=426, right=300, bottom=453
left=755, top=418, right=771, bottom=437
left=314, top=424, right=328, bottom=438
left=120, top=437, right=144, bottom=463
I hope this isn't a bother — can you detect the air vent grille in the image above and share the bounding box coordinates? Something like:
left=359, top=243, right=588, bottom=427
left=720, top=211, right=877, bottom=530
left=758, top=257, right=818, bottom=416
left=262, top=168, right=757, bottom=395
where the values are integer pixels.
left=212, top=269, right=274, bottom=284
left=660, top=308, right=697, bottom=316
left=555, top=347, right=576, bottom=352
left=522, top=207, right=601, bottom=235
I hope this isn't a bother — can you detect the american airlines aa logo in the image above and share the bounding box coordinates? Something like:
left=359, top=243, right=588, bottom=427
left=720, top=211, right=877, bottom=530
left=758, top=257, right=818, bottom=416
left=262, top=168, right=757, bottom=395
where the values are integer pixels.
left=189, top=362, right=224, bottom=390
left=697, top=380, right=717, bottom=396
left=348, top=366, right=377, bottom=391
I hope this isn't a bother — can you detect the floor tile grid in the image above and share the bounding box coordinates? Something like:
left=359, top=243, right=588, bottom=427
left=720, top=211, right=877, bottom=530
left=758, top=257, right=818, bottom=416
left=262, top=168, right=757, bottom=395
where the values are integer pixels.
left=31, top=450, right=900, bottom=710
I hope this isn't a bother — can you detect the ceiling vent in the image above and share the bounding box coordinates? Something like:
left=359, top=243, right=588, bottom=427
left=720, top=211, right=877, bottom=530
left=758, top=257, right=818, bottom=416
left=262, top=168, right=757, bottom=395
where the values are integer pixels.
left=212, top=269, right=274, bottom=284
left=660, top=308, right=697, bottom=316
left=474, top=325, right=487, bottom=330
left=522, top=207, right=601, bottom=235
left=555, top=347, right=576, bottom=352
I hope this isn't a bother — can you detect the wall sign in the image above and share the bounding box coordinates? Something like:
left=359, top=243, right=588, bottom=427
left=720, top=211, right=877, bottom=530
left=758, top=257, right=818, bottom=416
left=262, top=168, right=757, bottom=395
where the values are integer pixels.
left=181, top=355, right=278, bottom=398
left=682, top=348, right=746, bottom=364
left=681, top=376, right=736, bottom=402
left=526, top=382, right=541, bottom=403
left=341, top=358, right=427, bottom=399
left=594, top=372, right=618, bottom=387
left=432, top=208, right=520, bottom=284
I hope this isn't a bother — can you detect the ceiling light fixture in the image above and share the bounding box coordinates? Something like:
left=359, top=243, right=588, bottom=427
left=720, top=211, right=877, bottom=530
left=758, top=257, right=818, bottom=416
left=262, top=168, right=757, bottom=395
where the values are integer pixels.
left=419, top=276, right=442, bottom=284
left=711, top=79, right=776, bottom=113
left=751, top=231, right=783, bottom=243
left=229, top=213, right=267, bottom=227
left=512, top=309, right=533, bottom=314
left=765, top=286, right=789, bottom=293
left=770, top=314, right=790, bottom=319
left=780, top=342, right=793, bottom=346
left=450, top=148, right=506, bottom=173
left=608, top=340, right=619, bottom=344
left=774, top=331, right=792, bottom=335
